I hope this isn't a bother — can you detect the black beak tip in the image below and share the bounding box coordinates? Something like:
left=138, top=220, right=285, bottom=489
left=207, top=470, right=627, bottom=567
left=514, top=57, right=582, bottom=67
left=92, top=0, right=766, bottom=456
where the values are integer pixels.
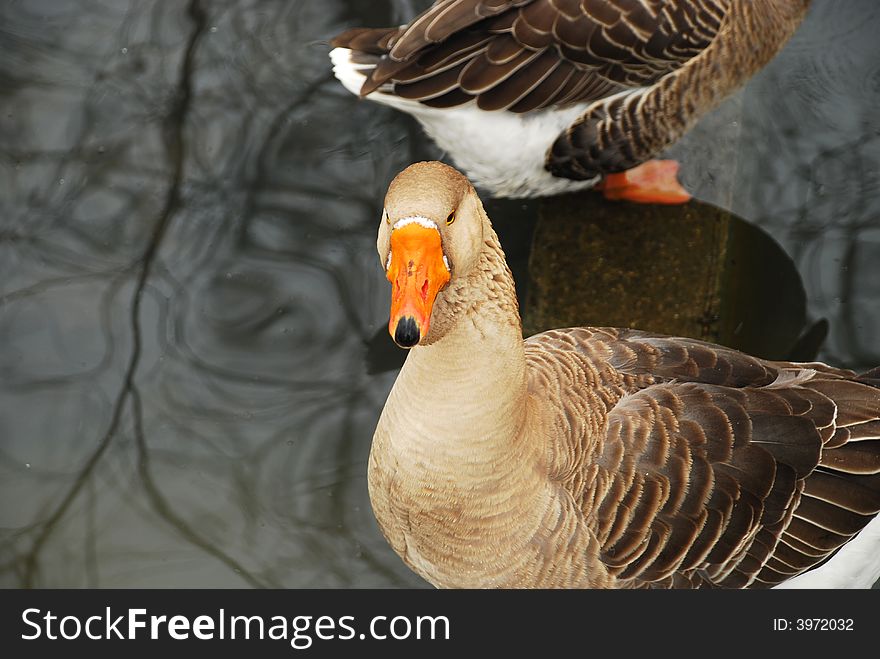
left=394, top=316, right=421, bottom=348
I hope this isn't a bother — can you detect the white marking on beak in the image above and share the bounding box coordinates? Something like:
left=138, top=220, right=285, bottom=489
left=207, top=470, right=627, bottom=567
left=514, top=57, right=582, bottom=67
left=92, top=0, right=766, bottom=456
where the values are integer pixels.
left=385, top=252, right=392, bottom=271
left=442, top=255, right=450, bottom=272
left=392, top=216, right=439, bottom=231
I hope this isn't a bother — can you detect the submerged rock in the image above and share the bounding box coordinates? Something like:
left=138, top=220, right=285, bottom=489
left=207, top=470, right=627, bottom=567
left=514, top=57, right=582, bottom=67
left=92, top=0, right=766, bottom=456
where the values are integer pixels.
left=523, top=193, right=818, bottom=361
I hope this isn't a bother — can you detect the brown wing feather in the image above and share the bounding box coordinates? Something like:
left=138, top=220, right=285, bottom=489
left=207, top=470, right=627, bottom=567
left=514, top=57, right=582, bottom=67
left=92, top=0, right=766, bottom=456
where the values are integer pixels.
left=546, top=0, right=810, bottom=178
left=333, top=0, right=731, bottom=110
left=526, top=327, right=880, bottom=588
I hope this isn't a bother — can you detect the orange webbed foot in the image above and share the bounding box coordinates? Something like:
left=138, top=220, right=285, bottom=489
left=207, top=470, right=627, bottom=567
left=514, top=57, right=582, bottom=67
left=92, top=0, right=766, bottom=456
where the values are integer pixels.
left=596, top=160, right=691, bottom=205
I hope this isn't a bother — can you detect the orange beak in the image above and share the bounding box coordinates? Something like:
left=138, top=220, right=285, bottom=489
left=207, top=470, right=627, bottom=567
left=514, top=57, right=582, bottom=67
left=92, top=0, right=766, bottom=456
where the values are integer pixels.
left=386, top=222, right=450, bottom=347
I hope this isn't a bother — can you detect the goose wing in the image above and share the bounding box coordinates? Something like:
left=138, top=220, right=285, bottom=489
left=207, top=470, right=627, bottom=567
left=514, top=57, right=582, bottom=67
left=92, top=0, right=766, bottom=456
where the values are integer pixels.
left=529, top=328, right=880, bottom=588
left=333, top=0, right=731, bottom=112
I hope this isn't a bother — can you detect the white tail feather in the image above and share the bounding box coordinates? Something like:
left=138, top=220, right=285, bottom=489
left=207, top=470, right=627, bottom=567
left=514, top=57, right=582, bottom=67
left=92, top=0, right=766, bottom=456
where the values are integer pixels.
left=329, top=47, right=368, bottom=97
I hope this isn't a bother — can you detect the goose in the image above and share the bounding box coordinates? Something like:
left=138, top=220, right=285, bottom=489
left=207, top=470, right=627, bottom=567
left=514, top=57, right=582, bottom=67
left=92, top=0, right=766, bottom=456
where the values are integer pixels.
left=330, top=0, right=812, bottom=202
left=369, top=160, right=880, bottom=588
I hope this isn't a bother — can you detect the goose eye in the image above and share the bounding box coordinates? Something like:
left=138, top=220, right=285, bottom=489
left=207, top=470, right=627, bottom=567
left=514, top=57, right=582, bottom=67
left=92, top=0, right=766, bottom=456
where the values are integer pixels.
left=446, top=210, right=456, bottom=225
left=383, top=209, right=390, bottom=224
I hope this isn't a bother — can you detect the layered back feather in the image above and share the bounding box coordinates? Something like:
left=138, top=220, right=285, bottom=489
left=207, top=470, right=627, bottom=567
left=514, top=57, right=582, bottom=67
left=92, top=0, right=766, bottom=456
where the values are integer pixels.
left=335, top=0, right=733, bottom=112
left=527, top=328, right=880, bottom=588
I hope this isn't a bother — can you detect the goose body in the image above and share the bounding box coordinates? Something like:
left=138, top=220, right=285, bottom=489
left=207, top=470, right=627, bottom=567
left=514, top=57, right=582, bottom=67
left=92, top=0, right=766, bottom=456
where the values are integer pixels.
left=331, top=0, right=811, bottom=199
left=371, top=161, right=880, bottom=588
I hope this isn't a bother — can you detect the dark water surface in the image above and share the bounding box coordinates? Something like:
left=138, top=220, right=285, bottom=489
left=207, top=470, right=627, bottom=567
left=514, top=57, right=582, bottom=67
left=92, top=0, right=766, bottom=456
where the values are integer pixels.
left=1, top=1, right=878, bottom=587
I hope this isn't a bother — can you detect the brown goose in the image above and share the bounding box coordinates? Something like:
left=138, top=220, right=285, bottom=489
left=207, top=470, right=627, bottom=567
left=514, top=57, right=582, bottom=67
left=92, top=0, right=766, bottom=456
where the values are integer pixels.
left=331, top=0, right=811, bottom=202
left=370, top=160, right=880, bottom=588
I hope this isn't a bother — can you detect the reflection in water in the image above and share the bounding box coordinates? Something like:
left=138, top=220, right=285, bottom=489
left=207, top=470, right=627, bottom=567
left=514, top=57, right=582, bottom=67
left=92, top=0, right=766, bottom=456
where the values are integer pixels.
left=0, top=0, right=878, bottom=588
left=1, top=0, right=430, bottom=588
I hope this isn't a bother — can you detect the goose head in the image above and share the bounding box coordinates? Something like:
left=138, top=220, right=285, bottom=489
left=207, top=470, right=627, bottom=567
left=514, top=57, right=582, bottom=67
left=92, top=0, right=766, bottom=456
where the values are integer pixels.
left=377, top=161, right=487, bottom=348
